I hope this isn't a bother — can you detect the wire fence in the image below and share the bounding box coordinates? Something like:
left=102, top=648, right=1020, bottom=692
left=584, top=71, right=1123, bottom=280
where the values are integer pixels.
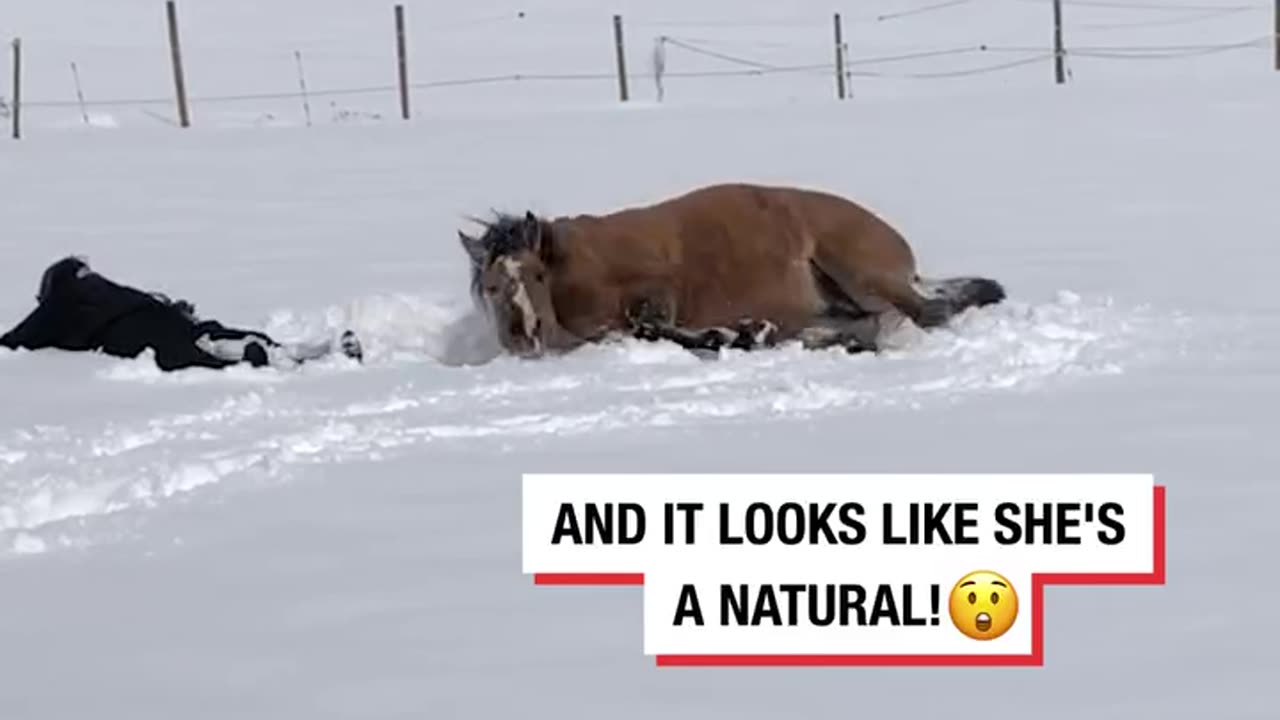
left=4, top=0, right=1278, bottom=137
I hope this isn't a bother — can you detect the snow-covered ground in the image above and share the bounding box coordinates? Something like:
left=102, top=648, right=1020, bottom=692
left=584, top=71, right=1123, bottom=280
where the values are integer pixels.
left=2, top=0, right=1278, bottom=718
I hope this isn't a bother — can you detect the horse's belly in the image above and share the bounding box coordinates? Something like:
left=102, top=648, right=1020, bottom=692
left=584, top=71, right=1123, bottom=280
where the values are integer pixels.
left=675, top=260, right=823, bottom=332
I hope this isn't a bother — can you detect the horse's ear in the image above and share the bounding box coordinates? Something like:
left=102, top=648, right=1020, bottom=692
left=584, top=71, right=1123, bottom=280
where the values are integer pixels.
left=523, top=211, right=540, bottom=241
left=458, top=231, right=486, bottom=266
left=523, top=211, right=548, bottom=257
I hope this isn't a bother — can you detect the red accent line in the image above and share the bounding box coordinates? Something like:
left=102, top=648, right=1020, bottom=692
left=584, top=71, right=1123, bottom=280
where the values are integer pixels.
left=656, top=653, right=1041, bottom=666
left=532, top=485, right=1167, bottom=668
left=534, top=573, right=644, bottom=585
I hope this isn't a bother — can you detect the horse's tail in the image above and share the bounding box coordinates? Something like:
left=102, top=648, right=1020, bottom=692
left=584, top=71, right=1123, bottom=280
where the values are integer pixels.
left=913, top=275, right=1007, bottom=316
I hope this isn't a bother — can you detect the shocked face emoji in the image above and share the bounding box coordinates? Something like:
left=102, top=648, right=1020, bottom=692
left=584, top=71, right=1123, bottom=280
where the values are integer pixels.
left=948, top=570, right=1018, bottom=641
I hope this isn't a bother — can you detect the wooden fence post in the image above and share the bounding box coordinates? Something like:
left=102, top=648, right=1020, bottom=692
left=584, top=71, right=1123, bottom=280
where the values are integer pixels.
left=294, top=51, right=313, bottom=127
left=71, top=62, right=90, bottom=126
left=1052, top=0, right=1066, bottom=84
left=166, top=0, right=191, bottom=127
left=613, top=14, right=629, bottom=102
left=395, top=4, right=410, bottom=119
left=833, top=13, right=847, bottom=100
left=10, top=38, right=21, bottom=140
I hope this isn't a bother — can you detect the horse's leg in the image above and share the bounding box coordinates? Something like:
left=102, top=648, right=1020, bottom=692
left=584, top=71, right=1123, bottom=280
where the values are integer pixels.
left=655, top=318, right=779, bottom=352
left=812, top=253, right=951, bottom=329
left=826, top=266, right=950, bottom=329
left=624, top=296, right=779, bottom=352
left=874, top=276, right=952, bottom=328
left=632, top=314, right=780, bottom=353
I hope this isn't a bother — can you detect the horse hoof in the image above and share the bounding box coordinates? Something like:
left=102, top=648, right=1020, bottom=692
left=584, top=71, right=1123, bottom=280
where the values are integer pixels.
left=740, top=319, right=779, bottom=346
left=704, top=328, right=737, bottom=349
left=729, top=318, right=778, bottom=349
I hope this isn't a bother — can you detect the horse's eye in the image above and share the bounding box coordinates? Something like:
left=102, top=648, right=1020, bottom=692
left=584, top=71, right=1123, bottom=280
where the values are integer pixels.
left=534, top=272, right=545, bottom=283
left=485, top=285, right=498, bottom=294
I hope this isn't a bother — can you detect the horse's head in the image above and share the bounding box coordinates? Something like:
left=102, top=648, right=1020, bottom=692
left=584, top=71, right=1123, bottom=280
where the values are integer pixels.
left=459, top=211, right=559, bottom=359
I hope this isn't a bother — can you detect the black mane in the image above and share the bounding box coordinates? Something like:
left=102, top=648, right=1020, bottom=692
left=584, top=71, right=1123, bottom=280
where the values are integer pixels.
left=475, top=212, right=535, bottom=258
left=463, top=210, right=544, bottom=302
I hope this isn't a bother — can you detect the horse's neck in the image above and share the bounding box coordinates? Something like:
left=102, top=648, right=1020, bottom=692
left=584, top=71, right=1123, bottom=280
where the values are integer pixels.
left=550, top=216, right=639, bottom=266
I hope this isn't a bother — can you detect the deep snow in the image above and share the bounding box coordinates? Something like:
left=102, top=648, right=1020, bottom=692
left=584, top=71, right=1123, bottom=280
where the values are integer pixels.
left=2, top=0, right=1279, bottom=718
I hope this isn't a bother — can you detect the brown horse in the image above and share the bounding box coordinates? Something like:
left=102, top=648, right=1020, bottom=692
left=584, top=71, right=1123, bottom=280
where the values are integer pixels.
left=457, top=182, right=1005, bottom=359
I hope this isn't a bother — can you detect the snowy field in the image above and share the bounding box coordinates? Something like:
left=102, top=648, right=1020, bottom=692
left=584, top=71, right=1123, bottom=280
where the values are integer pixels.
left=2, top=0, right=1279, bottom=717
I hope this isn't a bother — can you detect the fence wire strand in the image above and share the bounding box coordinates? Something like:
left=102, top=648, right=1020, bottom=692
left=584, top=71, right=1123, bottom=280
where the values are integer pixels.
left=1013, top=0, right=1264, bottom=11
left=11, top=9, right=1278, bottom=115
left=854, top=53, right=1057, bottom=78
left=1070, top=35, right=1270, bottom=57
left=659, top=37, right=786, bottom=70
left=874, top=0, right=976, bottom=22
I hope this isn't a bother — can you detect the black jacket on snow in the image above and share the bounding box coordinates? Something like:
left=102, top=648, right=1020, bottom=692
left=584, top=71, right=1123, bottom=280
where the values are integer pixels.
left=0, top=257, right=270, bottom=371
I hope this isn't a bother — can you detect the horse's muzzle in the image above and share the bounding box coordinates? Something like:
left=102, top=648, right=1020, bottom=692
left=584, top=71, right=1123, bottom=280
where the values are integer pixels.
left=502, top=314, right=547, bottom=358
left=506, top=333, right=546, bottom=359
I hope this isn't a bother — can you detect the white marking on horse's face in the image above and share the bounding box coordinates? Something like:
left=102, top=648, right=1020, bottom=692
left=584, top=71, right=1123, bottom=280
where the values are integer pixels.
left=501, top=256, right=541, bottom=349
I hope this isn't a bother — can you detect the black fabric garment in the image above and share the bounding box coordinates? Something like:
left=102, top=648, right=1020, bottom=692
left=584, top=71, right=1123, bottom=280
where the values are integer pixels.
left=1, top=256, right=278, bottom=371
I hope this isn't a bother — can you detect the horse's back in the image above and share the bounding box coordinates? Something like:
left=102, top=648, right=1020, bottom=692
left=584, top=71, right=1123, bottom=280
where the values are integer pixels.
left=652, top=183, right=911, bottom=255
left=555, top=183, right=808, bottom=266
